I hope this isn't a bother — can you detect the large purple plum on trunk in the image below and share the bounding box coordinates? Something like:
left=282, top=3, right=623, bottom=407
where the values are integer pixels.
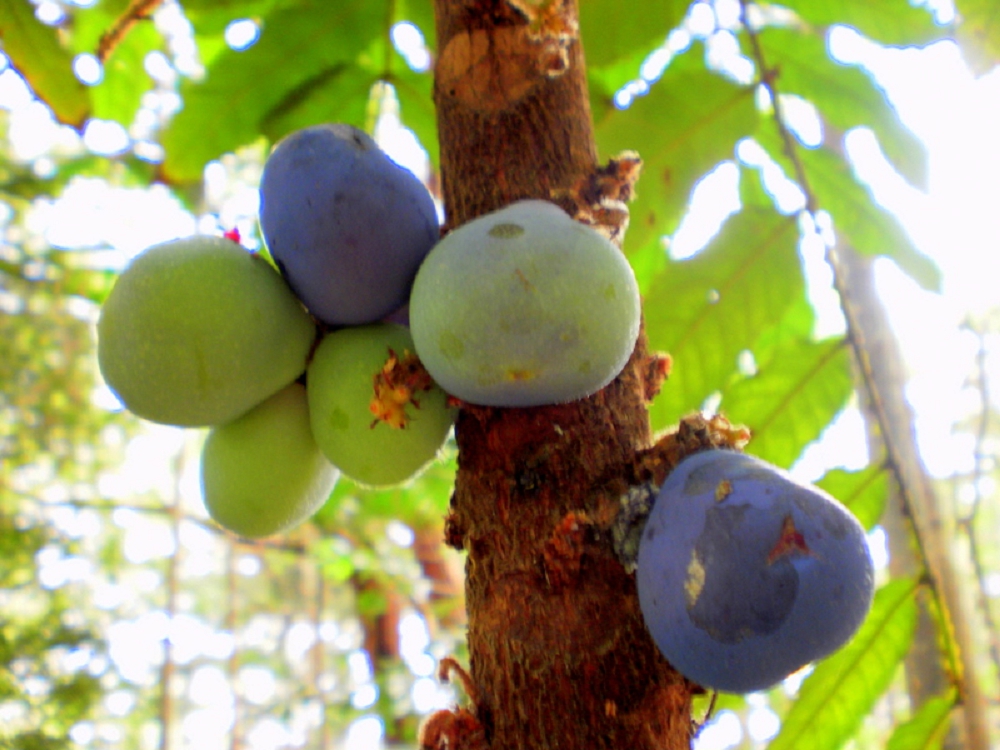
left=636, top=450, right=874, bottom=694
left=259, top=124, right=439, bottom=326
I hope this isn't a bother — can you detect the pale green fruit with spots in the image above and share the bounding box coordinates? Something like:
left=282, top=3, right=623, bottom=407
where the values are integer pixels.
left=307, top=324, right=456, bottom=487
left=97, top=236, right=316, bottom=426
left=201, top=383, right=338, bottom=538
left=409, top=200, right=641, bottom=407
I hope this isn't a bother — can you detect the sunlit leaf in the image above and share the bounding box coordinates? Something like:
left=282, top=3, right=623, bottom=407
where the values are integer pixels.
left=645, top=206, right=802, bottom=431
left=594, top=47, right=758, bottom=258
left=755, top=26, right=927, bottom=187
left=394, top=0, right=437, bottom=51
left=181, top=0, right=284, bottom=35
left=580, top=0, right=687, bottom=68
left=756, top=125, right=941, bottom=291
left=0, top=4, right=89, bottom=126
left=953, top=0, right=1000, bottom=73
left=816, top=465, right=889, bottom=530
left=886, top=688, right=959, bottom=750
left=162, top=2, right=391, bottom=182
left=69, top=0, right=164, bottom=127
left=393, top=64, right=438, bottom=167
left=777, top=0, right=942, bottom=46
left=767, top=578, right=920, bottom=750
left=725, top=336, right=853, bottom=469
left=801, top=145, right=939, bottom=290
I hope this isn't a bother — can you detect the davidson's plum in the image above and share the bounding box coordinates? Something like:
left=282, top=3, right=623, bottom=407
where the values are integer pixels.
left=636, top=450, right=874, bottom=693
left=409, top=200, right=641, bottom=407
left=201, top=383, right=338, bottom=538
left=307, top=323, right=456, bottom=487
left=97, top=236, right=315, bottom=427
left=259, top=124, right=439, bottom=326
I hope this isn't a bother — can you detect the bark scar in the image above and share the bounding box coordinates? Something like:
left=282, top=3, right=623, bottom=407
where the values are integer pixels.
left=542, top=510, right=591, bottom=589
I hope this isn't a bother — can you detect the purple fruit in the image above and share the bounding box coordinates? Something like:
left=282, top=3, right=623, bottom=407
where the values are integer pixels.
left=259, top=124, right=439, bottom=326
left=636, top=450, right=874, bottom=693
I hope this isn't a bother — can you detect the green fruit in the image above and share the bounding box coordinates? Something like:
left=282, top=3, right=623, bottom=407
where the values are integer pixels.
left=307, top=324, right=456, bottom=487
left=97, top=236, right=316, bottom=426
left=201, top=383, right=338, bottom=538
left=409, top=200, right=641, bottom=407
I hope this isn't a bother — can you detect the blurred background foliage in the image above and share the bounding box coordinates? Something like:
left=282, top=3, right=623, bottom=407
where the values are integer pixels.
left=0, top=0, right=999, bottom=748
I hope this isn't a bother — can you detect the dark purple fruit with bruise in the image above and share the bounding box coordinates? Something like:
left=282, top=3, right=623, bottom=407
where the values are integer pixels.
left=259, top=124, right=438, bottom=326
left=636, top=450, right=873, bottom=693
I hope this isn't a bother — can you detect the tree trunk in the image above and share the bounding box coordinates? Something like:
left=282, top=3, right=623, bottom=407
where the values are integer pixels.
left=839, top=248, right=990, bottom=750
left=427, top=1, right=696, bottom=748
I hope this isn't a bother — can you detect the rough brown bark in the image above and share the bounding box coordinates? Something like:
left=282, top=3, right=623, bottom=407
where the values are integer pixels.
left=426, top=1, right=697, bottom=748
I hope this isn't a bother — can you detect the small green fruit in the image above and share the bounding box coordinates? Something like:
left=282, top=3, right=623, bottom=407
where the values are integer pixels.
left=97, top=235, right=316, bottom=426
left=201, top=383, right=338, bottom=538
left=308, top=324, right=456, bottom=487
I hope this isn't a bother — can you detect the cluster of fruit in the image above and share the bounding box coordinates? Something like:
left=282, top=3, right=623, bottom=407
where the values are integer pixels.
left=97, top=123, right=642, bottom=538
left=97, top=121, right=872, bottom=692
left=634, top=449, right=874, bottom=693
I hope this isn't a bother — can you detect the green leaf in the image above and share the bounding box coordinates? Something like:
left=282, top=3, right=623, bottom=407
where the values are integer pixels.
left=0, top=4, right=90, bottom=126
left=393, top=64, right=438, bottom=166
left=726, top=336, right=853, bottom=469
left=756, top=26, right=927, bottom=187
left=394, top=0, right=437, bottom=51
left=767, top=578, right=920, bottom=750
left=756, top=125, right=941, bottom=291
left=181, top=0, right=285, bottom=35
left=953, top=0, right=1000, bottom=73
left=595, top=48, right=758, bottom=258
left=886, top=688, right=959, bottom=750
left=777, top=0, right=943, bottom=46
left=802, top=145, right=939, bottom=290
left=580, top=0, right=687, bottom=69
left=588, top=41, right=656, bottom=100
left=162, top=1, right=390, bottom=182
left=816, top=465, right=889, bottom=531
left=645, top=206, right=802, bottom=431
left=69, top=0, right=164, bottom=126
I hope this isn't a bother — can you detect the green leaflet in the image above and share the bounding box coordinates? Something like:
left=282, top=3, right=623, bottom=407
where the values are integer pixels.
left=595, top=47, right=758, bottom=257
left=767, top=578, right=920, bottom=750
left=70, top=0, right=165, bottom=128
left=580, top=0, right=687, bottom=69
left=886, top=688, right=959, bottom=750
left=0, top=3, right=89, bottom=127
left=776, top=0, right=943, bottom=46
left=181, top=0, right=286, bottom=35
left=755, top=124, right=941, bottom=291
left=816, top=465, right=889, bottom=531
left=161, top=1, right=404, bottom=182
left=753, top=26, right=927, bottom=188
left=644, top=206, right=802, bottom=432
left=953, top=0, right=1000, bottom=73
left=726, top=336, right=853, bottom=469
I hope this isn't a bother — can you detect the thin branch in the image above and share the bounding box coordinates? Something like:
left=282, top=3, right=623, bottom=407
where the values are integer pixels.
left=957, top=321, right=1000, bottom=680
left=97, top=0, right=166, bottom=63
left=19, top=493, right=321, bottom=555
left=159, top=448, right=183, bottom=750
left=226, top=540, right=243, bottom=750
left=313, top=568, right=332, bottom=750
